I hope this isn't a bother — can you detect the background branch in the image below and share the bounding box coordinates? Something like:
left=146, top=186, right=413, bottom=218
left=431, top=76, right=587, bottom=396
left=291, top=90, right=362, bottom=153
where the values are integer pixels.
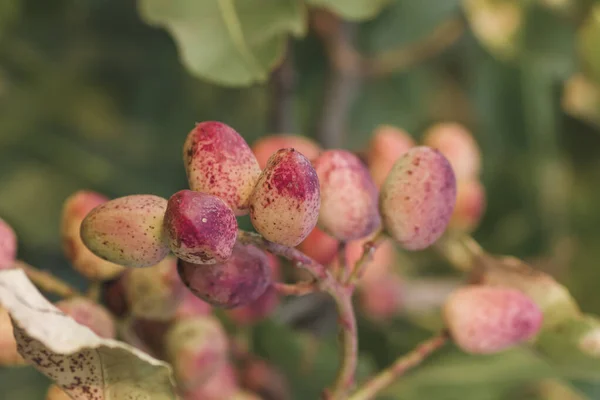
left=269, top=40, right=296, bottom=133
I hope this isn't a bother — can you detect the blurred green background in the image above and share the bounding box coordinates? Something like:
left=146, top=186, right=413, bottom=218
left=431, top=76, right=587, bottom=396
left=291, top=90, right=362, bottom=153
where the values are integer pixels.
left=2, top=0, right=600, bottom=399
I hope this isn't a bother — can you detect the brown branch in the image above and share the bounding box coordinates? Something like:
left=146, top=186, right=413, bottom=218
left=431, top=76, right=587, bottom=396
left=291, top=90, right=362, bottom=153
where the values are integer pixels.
left=363, top=18, right=465, bottom=78
left=269, top=40, right=296, bottom=133
left=274, top=281, right=318, bottom=296
left=349, top=332, right=449, bottom=400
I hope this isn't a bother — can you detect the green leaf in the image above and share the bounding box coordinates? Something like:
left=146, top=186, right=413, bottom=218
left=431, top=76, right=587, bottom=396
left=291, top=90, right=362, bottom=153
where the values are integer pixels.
left=463, top=0, right=524, bottom=61
left=138, top=0, right=307, bottom=86
left=536, top=314, right=600, bottom=381
left=306, top=0, right=391, bottom=21
left=578, top=5, right=600, bottom=85
left=385, top=347, right=557, bottom=400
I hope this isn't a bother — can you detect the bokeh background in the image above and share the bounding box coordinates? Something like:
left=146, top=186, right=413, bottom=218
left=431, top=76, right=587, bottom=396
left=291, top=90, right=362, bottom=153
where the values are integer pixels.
left=2, top=0, right=600, bottom=399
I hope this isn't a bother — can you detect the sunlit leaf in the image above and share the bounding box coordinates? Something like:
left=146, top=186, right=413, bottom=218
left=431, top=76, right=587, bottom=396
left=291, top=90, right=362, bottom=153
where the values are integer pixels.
left=0, top=269, right=177, bottom=400
left=137, top=0, right=307, bottom=86
left=306, top=0, right=390, bottom=21
left=463, top=0, right=524, bottom=60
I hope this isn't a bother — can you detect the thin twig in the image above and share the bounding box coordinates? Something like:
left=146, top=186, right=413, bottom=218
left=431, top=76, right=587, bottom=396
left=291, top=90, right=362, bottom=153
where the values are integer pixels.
left=348, top=230, right=386, bottom=284
left=274, top=281, right=318, bottom=296
left=86, top=281, right=101, bottom=302
left=313, top=12, right=362, bottom=148
left=327, top=287, right=358, bottom=399
left=236, top=230, right=358, bottom=399
left=364, top=18, right=465, bottom=77
left=269, top=40, right=296, bottom=133
left=349, top=332, right=449, bottom=400
left=15, top=261, right=82, bottom=298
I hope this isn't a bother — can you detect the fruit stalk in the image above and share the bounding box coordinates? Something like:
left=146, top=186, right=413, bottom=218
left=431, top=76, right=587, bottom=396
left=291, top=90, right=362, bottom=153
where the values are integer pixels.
left=348, top=332, right=449, bottom=400
left=237, top=230, right=359, bottom=399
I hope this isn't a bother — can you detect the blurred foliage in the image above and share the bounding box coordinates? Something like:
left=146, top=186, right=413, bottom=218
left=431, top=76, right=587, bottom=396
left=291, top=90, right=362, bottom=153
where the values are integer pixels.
left=2, top=0, right=600, bottom=399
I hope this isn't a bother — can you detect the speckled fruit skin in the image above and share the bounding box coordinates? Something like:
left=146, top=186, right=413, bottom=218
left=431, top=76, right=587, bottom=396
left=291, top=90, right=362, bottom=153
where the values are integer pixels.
left=61, top=191, right=125, bottom=280
left=367, top=125, right=415, bottom=188
left=0, top=218, right=16, bottom=270
left=252, top=134, right=322, bottom=168
left=55, top=297, right=115, bottom=339
left=182, top=363, right=238, bottom=400
left=80, top=194, right=169, bottom=268
left=46, top=385, right=72, bottom=400
left=166, top=316, right=228, bottom=391
left=422, top=122, right=481, bottom=180
left=443, top=286, right=543, bottom=354
left=178, top=244, right=272, bottom=309
left=164, top=190, right=237, bottom=264
left=249, top=149, right=320, bottom=247
left=123, top=255, right=185, bottom=320
left=313, top=150, right=381, bottom=241
left=450, top=179, right=486, bottom=232
left=380, top=147, right=457, bottom=251
left=297, top=227, right=339, bottom=266
left=183, top=122, right=261, bottom=216
left=0, top=306, right=25, bottom=366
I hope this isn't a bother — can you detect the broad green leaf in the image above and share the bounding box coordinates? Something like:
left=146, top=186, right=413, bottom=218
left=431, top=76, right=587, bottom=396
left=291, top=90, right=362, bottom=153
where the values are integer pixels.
left=137, top=0, right=307, bottom=86
left=463, top=0, right=524, bottom=61
left=536, top=314, right=600, bottom=381
left=562, top=74, right=600, bottom=128
left=578, top=5, right=600, bottom=85
left=384, top=347, right=557, bottom=400
left=0, top=269, right=178, bottom=400
left=306, top=0, right=391, bottom=21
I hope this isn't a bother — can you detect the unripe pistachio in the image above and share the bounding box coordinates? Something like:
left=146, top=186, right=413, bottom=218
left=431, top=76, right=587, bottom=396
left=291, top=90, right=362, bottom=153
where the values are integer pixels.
left=183, top=121, right=261, bottom=215
left=313, top=150, right=381, bottom=241
left=380, top=147, right=456, bottom=250
left=46, top=385, right=71, bottom=400
left=124, top=255, right=185, bottom=320
left=249, top=149, right=320, bottom=247
left=358, top=274, right=404, bottom=321
left=55, top=297, right=115, bottom=339
left=182, top=363, right=238, bottom=400
left=81, top=194, right=169, bottom=267
left=367, top=125, right=415, bottom=187
left=175, top=290, right=213, bottom=320
left=61, top=191, right=125, bottom=280
left=0, top=218, right=16, bottom=270
left=164, top=190, right=237, bottom=264
left=0, top=306, right=25, bottom=365
left=252, top=134, right=322, bottom=168
left=178, top=244, right=272, bottom=308
left=226, top=286, right=279, bottom=326
left=443, top=286, right=543, bottom=354
left=449, top=179, right=487, bottom=232
left=239, top=358, right=290, bottom=400
left=422, top=122, right=481, bottom=180
left=297, top=227, right=339, bottom=266
left=166, top=316, right=228, bottom=390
